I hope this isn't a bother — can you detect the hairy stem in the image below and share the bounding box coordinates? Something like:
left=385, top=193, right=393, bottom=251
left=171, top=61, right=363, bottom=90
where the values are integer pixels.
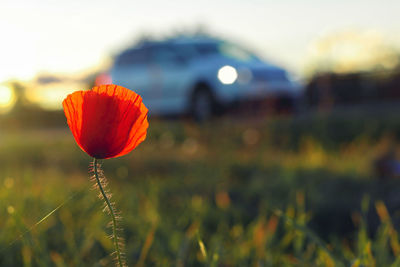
left=93, top=158, right=124, bottom=267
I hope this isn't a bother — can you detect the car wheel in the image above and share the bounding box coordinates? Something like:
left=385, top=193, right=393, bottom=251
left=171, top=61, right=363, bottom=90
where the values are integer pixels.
left=192, top=88, right=214, bottom=122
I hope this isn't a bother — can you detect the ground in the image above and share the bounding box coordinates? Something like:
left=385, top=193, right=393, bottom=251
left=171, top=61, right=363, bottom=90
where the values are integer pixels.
left=1, top=109, right=400, bottom=266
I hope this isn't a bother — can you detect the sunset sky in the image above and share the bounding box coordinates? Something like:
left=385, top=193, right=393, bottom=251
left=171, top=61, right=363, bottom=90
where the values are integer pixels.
left=1, top=0, right=400, bottom=83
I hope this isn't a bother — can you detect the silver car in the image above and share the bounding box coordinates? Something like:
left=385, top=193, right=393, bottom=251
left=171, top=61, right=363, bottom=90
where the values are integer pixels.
left=108, top=36, right=302, bottom=120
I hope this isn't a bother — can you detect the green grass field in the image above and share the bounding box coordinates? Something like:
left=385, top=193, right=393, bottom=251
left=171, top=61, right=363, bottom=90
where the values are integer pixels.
left=2, top=110, right=400, bottom=266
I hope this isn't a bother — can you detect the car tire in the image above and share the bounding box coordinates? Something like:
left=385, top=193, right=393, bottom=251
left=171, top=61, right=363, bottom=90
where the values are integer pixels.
left=191, top=87, right=215, bottom=122
left=276, top=96, right=295, bottom=114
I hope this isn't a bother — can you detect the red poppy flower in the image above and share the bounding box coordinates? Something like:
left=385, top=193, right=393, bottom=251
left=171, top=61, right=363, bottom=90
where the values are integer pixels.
left=62, top=84, right=149, bottom=159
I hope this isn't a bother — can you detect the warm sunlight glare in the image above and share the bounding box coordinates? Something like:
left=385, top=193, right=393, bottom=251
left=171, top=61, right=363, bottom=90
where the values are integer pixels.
left=0, top=84, right=16, bottom=113
left=26, top=83, right=86, bottom=110
left=305, top=30, right=399, bottom=75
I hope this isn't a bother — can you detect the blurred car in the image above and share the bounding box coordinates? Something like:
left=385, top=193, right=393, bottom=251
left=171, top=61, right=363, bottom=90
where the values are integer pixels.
left=106, top=36, right=302, bottom=120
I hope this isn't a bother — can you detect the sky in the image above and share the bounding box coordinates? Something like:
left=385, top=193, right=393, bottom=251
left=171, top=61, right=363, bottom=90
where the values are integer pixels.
left=1, top=0, right=400, bottom=83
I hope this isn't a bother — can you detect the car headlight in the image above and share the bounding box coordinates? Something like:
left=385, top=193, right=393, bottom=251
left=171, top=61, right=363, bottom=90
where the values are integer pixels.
left=218, top=65, right=238, bottom=84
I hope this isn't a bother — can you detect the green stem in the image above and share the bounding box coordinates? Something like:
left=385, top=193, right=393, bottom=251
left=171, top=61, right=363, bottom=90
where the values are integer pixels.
left=93, top=158, right=124, bottom=267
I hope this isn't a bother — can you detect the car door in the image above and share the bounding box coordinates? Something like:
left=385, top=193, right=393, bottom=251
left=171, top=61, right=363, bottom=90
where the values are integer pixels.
left=110, top=48, right=153, bottom=111
left=148, top=44, right=190, bottom=115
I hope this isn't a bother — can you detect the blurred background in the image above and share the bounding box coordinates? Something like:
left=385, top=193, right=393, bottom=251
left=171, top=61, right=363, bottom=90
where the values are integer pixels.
left=2, top=0, right=400, bottom=265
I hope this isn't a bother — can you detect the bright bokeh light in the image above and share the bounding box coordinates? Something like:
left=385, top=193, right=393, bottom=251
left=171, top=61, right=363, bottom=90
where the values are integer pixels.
left=0, top=84, right=16, bottom=113
left=218, top=65, right=238, bottom=85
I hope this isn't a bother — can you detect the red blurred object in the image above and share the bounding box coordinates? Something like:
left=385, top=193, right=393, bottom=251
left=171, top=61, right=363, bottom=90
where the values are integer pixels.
left=95, top=73, right=112, bottom=86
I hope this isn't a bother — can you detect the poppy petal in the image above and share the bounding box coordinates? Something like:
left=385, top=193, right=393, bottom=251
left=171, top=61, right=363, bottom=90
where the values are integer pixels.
left=62, top=84, right=148, bottom=159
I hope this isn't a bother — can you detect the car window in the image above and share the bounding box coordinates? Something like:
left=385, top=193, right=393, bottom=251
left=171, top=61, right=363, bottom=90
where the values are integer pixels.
left=173, top=44, right=198, bottom=59
left=115, top=48, right=149, bottom=67
left=193, top=42, right=258, bottom=61
left=194, top=43, right=219, bottom=56
left=150, top=45, right=185, bottom=65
